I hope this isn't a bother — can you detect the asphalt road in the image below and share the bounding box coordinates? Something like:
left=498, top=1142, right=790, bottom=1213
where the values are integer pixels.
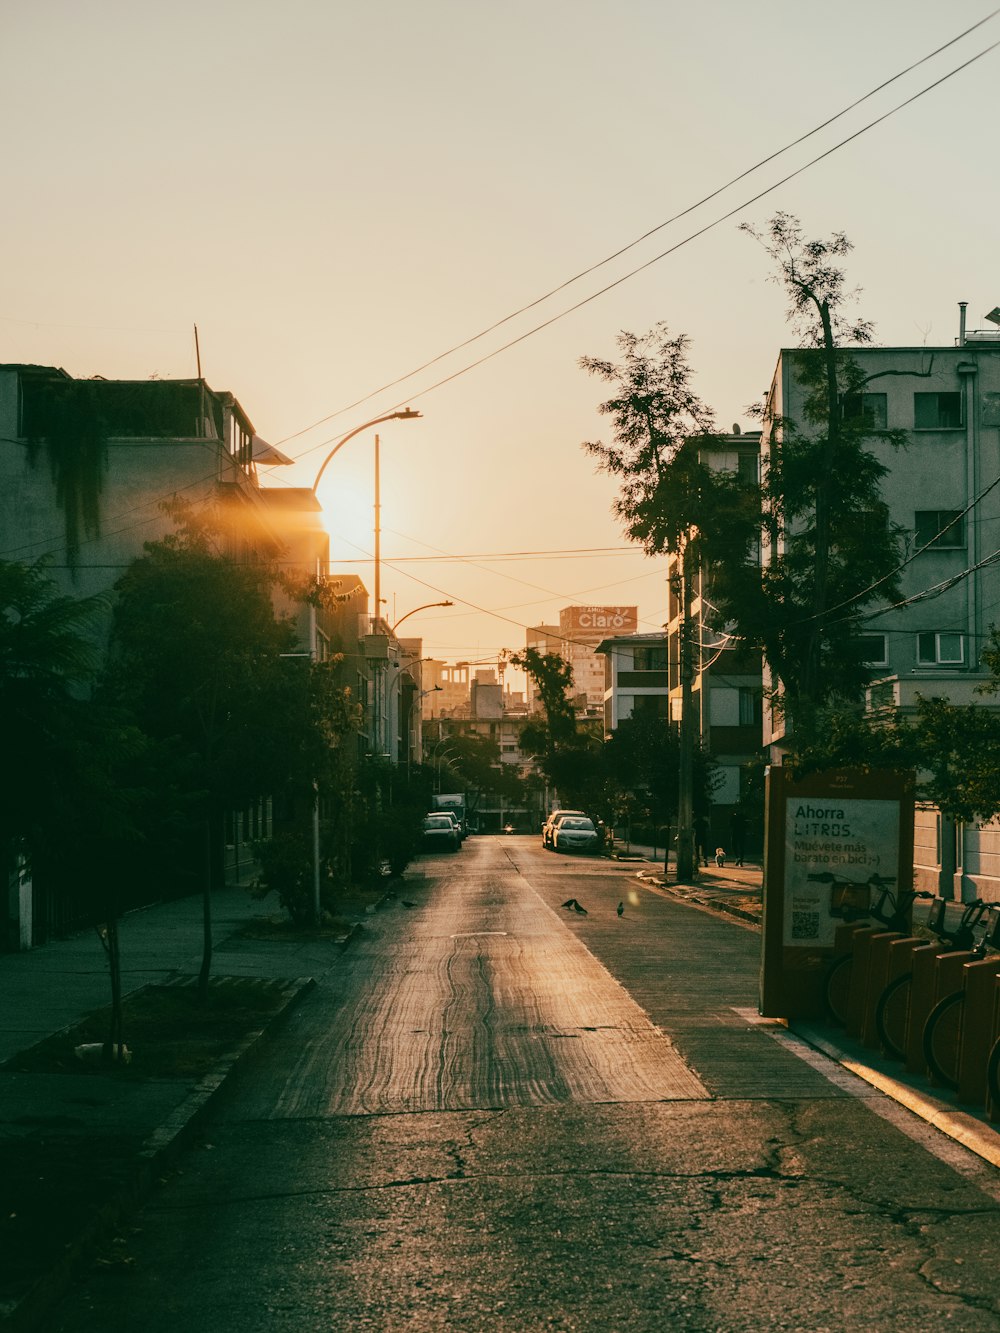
left=50, top=837, right=1000, bottom=1331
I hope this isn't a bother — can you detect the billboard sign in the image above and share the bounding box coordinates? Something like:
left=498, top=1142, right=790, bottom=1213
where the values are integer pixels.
left=559, top=606, right=638, bottom=635
left=760, top=767, right=914, bottom=1018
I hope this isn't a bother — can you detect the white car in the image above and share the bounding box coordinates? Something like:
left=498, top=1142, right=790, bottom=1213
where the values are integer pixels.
left=542, top=810, right=586, bottom=850
left=552, top=816, right=600, bottom=855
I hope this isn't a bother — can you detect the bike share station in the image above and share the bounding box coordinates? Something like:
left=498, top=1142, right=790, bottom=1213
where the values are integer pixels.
left=760, top=766, right=1000, bottom=1125
left=759, top=766, right=915, bottom=1020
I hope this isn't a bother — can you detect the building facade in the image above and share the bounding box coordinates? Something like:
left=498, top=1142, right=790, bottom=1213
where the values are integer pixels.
left=761, top=307, right=1000, bottom=898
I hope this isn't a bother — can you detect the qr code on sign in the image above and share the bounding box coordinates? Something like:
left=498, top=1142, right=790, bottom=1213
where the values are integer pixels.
left=791, top=910, right=821, bottom=941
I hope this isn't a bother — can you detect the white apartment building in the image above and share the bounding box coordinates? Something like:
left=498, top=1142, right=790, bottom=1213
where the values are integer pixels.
left=761, top=305, right=1000, bottom=898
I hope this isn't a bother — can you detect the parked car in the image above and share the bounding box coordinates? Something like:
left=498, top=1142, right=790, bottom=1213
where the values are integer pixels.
left=542, top=809, right=586, bottom=850
left=552, top=816, right=600, bottom=855
left=422, top=814, right=461, bottom=852
left=438, top=810, right=465, bottom=842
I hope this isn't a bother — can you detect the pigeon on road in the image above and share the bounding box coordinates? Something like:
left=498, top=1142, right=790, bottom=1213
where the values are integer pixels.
left=617, top=901, right=624, bottom=917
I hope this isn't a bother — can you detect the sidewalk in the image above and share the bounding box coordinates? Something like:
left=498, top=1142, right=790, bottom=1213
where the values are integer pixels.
left=626, top=845, right=1000, bottom=1171
left=2, top=859, right=998, bottom=1327
left=0, top=885, right=337, bottom=1330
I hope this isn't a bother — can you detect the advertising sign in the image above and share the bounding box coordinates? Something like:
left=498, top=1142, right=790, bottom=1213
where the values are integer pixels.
left=760, top=767, right=914, bottom=1018
left=559, top=605, right=638, bottom=635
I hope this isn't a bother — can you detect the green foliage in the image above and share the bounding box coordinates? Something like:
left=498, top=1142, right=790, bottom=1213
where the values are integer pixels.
left=0, top=559, right=106, bottom=874
left=603, top=717, right=718, bottom=827
left=252, top=830, right=316, bottom=926
left=26, top=381, right=108, bottom=570
left=510, top=648, right=577, bottom=753
left=734, top=215, right=907, bottom=720
left=104, top=506, right=306, bottom=830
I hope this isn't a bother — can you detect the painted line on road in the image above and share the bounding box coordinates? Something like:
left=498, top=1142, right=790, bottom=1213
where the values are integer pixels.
left=733, top=1007, right=1000, bottom=1192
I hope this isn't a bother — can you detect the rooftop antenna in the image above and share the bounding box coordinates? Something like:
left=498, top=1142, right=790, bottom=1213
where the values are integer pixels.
left=194, top=324, right=207, bottom=437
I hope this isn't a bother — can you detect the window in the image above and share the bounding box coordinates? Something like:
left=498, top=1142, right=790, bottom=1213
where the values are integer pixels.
left=858, top=633, right=888, bottom=668
left=917, top=632, right=964, bottom=665
left=914, top=392, right=962, bottom=429
left=633, top=645, right=669, bottom=671
left=633, top=693, right=669, bottom=719
left=738, top=687, right=761, bottom=726
left=914, top=510, right=965, bottom=550
left=737, top=453, right=758, bottom=484
left=842, top=392, right=888, bottom=430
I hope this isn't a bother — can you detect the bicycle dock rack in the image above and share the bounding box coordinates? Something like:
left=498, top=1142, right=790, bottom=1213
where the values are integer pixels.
left=846, top=930, right=898, bottom=1039
left=989, top=977, right=1000, bottom=1123
left=956, top=956, right=1000, bottom=1105
left=904, top=946, right=976, bottom=1076
left=859, top=932, right=906, bottom=1050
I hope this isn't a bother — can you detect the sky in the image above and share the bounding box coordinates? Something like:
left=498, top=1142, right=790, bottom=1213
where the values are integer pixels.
left=5, top=1, right=1000, bottom=690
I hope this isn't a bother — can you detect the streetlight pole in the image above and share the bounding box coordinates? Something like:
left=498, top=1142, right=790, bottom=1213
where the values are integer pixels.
left=390, top=601, right=453, bottom=635
left=310, top=408, right=421, bottom=495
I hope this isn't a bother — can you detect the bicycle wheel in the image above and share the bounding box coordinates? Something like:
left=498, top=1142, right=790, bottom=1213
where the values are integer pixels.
left=875, top=972, right=912, bottom=1061
left=923, top=990, right=965, bottom=1090
left=824, top=954, right=852, bottom=1026
left=987, top=1035, right=1000, bottom=1107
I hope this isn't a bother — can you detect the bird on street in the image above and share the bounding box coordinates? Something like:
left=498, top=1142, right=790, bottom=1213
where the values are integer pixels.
left=617, top=901, right=624, bottom=917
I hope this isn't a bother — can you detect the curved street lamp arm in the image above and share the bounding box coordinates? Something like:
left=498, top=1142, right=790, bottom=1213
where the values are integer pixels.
left=311, top=409, right=421, bottom=494
left=390, top=601, right=453, bottom=634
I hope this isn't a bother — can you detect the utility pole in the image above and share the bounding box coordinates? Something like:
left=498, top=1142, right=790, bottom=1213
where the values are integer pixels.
left=675, top=540, right=696, bottom=882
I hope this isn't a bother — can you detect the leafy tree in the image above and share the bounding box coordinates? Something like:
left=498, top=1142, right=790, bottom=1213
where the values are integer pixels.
left=104, top=507, right=309, bottom=996
left=0, top=559, right=104, bottom=877
left=511, top=648, right=577, bottom=754
left=733, top=214, right=908, bottom=735
left=0, top=559, right=150, bottom=1057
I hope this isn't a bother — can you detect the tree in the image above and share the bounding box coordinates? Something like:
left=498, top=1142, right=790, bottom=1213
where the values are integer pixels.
left=511, top=648, right=577, bottom=756
left=733, top=214, right=908, bottom=735
left=0, top=559, right=104, bottom=877
left=104, top=507, right=309, bottom=996
left=0, top=559, right=147, bottom=1058
left=579, top=324, right=724, bottom=878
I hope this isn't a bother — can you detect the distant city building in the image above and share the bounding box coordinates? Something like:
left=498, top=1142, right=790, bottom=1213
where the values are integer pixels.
left=526, top=605, right=638, bottom=712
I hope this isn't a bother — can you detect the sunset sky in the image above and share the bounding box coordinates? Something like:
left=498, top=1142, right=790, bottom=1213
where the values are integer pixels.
left=4, top=1, right=1000, bottom=687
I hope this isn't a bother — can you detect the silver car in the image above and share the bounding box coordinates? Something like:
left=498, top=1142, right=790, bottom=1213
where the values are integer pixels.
left=542, top=809, right=586, bottom=850
left=552, top=816, right=600, bottom=855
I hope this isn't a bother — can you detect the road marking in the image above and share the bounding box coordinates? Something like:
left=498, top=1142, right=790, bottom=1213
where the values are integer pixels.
left=733, top=1007, right=1000, bottom=1193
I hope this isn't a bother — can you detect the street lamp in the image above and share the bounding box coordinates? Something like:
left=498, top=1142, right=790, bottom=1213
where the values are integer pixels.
left=390, top=601, right=453, bottom=635
left=310, top=409, right=422, bottom=495
left=308, top=407, right=422, bottom=765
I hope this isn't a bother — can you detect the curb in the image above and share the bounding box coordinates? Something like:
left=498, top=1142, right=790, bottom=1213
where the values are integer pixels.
left=3, top=975, right=316, bottom=1333
left=792, top=1022, right=1000, bottom=1170
left=634, top=869, right=1000, bottom=1166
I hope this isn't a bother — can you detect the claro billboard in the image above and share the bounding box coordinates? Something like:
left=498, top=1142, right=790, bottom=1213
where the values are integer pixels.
left=559, top=606, right=638, bottom=634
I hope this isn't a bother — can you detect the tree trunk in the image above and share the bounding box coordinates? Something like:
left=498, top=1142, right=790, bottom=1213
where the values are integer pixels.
left=802, top=298, right=841, bottom=707
left=105, top=916, right=124, bottom=1061
left=197, top=817, right=212, bottom=1004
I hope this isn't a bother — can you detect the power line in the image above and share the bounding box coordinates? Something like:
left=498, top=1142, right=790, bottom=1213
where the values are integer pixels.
left=6, top=23, right=998, bottom=583
left=274, top=11, right=1000, bottom=451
